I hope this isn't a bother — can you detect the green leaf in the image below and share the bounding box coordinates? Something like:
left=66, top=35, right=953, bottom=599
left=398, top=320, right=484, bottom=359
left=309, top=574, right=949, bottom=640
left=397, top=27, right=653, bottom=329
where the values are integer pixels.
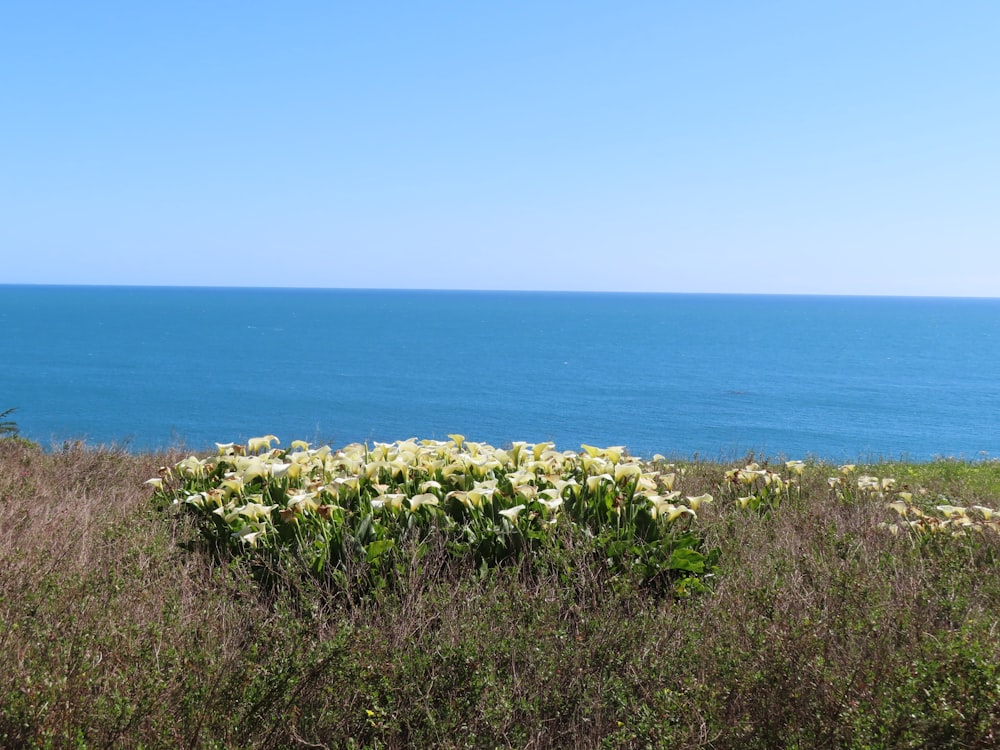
left=667, top=547, right=705, bottom=574
left=365, top=538, right=395, bottom=563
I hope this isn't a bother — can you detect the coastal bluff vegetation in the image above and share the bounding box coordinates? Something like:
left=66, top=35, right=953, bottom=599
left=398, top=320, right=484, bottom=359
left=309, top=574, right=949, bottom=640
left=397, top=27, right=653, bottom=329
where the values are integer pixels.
left=2, top=429, right=1000, bottom=748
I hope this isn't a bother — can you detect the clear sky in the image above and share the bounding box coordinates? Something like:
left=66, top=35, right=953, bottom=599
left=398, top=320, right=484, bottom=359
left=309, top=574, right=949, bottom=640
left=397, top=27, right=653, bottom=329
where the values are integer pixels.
left=3, top=1, right=998, bottom=295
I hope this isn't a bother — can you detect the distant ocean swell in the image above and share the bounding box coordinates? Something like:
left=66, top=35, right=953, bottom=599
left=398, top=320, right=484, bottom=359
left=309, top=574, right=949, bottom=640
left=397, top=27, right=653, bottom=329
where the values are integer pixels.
left=2, top=286, right=999, bottom=461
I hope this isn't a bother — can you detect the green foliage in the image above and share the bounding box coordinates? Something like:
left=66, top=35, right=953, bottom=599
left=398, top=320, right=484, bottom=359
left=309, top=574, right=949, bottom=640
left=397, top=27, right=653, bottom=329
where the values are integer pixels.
left=154, top=436, right=722, bottom=599
left=0, top=408, right=18, bottom=438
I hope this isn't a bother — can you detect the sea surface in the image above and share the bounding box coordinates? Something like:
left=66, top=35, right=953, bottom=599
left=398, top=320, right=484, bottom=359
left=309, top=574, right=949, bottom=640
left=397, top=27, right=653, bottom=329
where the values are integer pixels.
left=3, top=285, right=999, bottom=461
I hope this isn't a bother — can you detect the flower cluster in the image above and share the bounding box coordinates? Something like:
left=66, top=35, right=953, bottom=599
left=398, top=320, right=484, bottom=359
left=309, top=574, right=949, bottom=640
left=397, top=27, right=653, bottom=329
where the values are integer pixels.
left=721, top=461, right=794, bottom=513
left=149, top=435, right=719, bottom=595
left=883, top=495, right=1000, bottom=537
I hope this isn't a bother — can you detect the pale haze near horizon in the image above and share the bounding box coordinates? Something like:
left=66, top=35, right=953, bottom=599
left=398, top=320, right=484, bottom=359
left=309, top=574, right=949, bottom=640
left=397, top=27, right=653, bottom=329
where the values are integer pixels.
left=2, top=2, right=998, bottom=297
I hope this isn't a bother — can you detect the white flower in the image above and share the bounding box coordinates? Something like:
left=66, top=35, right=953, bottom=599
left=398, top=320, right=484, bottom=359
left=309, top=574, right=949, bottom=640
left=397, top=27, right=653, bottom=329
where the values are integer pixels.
left=408, top=493, right=440, bottom=510
left=499, top=504, right=526, bottom=522
left=234, top=523, right=267, bottom=547
left=785, top=460, right=805, bottom=476
left=685, top=493, right=713, bottom=511
left=247, top=435, right=279, bottom=454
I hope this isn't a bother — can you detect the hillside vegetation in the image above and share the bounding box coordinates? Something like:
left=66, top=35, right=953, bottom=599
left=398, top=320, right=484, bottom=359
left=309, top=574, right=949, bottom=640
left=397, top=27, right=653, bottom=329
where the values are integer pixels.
left=2, top=436, right=1000, bottom=749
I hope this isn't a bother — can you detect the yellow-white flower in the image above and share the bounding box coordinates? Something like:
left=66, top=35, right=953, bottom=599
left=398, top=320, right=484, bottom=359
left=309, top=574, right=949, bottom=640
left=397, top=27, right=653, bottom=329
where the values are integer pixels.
left=538, top=494, right=563, bottom=513
left=614, top=463, right=641, bottom=482
left=936, top=504, right=967, bottom=519
left=685, top=493, right=713, bottom=511
left=857, top=475, right=881, bottom=491
left=499, top=504, right=526, bottom=522
left=785, top=460, right=806, bottom=476
left=372, top=494, right=405, bottom=511
left=665, top=505, right=696, bottom=523
left=586, top=474, right=614, bottom=492
left=408, top=493, right=440, bottom=510
left=235, top=523, right=267, bottom=547
left=176, top=455, right=207, bottom=479
left=887, top=500, right=910, bottom=516
left=235, top=502, right=277, bottom=521
left=247, top=435, right=279, bottom=454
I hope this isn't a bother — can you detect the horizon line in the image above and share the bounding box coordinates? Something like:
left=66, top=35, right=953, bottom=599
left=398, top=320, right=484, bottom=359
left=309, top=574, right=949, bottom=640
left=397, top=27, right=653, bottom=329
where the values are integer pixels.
left=2, top=282, right=998, bottom=301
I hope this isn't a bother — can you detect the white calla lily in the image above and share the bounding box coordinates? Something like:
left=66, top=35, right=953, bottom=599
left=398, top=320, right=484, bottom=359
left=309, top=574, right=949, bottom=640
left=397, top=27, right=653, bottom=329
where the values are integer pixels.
left=499, top=504, right=526, bottom=522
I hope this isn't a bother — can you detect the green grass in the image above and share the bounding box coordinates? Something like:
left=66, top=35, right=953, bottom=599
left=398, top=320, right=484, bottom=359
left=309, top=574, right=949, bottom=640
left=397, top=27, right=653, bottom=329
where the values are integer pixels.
left=3, top=437, right=1000, bottom=748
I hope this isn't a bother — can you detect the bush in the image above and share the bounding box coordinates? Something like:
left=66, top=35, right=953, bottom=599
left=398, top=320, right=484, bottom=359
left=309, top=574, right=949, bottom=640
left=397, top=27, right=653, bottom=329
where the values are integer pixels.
left=0, top=408, right=17, bottom=438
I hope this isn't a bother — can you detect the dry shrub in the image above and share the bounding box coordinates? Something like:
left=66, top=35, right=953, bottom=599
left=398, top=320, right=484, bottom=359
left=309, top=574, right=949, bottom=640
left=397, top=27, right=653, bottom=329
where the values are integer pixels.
left=3, top=443, right=1000, bottom=748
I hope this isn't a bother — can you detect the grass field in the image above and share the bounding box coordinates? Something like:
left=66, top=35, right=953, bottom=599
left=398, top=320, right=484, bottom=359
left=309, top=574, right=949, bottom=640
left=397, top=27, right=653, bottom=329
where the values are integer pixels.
left=2, top=435, right=1000, bottom=749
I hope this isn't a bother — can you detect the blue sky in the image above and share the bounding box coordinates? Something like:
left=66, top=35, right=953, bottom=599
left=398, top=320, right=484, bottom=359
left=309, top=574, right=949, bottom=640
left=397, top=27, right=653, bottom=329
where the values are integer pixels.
left=3, top=1, right=998, bottom=295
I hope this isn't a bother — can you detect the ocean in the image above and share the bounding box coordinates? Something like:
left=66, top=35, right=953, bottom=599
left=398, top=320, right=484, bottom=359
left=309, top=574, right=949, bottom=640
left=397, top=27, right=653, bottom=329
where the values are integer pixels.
left=3, top=285, right=999, bottom=461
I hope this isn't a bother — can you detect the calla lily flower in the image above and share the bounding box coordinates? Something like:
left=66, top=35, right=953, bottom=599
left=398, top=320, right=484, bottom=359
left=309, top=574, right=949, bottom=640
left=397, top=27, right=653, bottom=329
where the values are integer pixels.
left=240, top=458, right=270, bottom=483
left=936, top=504, right=967, bottom=518
left=509, top=442, right=527, bottom=465
left=407, top=493, right=440, bottom=510
left=311, top=444, right=333, bottom=461
left=247, top=435, right=279, bottom=454
left=270, top=462, right=293, bottom=479
left=614, top=463, right=641, bottom=482
left=372, top=494, right=405, bottom=511
left=467, top=489, right=493, bottom=507
left=887, top=500, right=910, bottom=516
left=516, top=485, right=538, bottom=501
left=499, top=504, right=526, bottom=522
left=785, top=460, right=805, bottom=475
left=665, top=505, right=696, bottom=523
left=685, top=493, right=713, bottom=511
left=857, top=476, right=881, bottom=491
left=176, top=455, right=207, bottom=479
left=332, top=476, right=359, bottom=492
left=289, top=494, right=319, bottom=514
left=602, top=446, right=625, bottom=464
left=532, top=442, right=553, bottom=461
left=538, top=496, right=563, bottom=513
left=636, top=474, right=658, bottom=492
left=235, top=523, right=267, bottom=547
left=973, top=505, right=997, bottom=520
left=235, top=502, right=277, bottom=521
left=586, top=474, right=614, bottom=492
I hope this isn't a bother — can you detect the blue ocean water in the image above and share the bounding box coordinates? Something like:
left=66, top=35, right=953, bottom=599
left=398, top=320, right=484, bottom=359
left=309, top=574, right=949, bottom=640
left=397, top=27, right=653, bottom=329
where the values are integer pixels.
left=2, top=285, right=999, bottom=461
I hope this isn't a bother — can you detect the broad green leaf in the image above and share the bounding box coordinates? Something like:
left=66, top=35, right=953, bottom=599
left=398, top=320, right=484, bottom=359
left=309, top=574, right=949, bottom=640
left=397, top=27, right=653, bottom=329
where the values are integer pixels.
left=668, top=547, right=705, bottom=574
